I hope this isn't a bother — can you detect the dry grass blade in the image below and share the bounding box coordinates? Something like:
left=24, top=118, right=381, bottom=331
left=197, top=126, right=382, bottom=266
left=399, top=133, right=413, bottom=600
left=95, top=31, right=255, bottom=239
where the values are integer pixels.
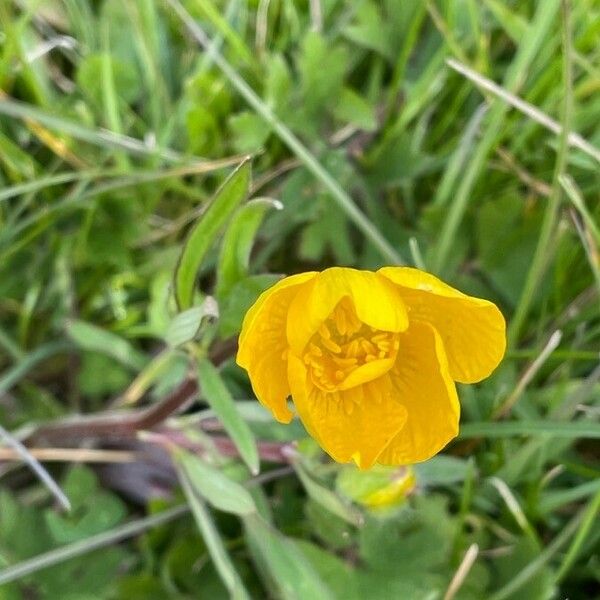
left=0, top=423, right=71, bottom=511
left=443, top=543, right=479, bottom=600
left=493, top=330, right=563, bottom=419
left=446, top=58, right=600, bottom=165
left=0, top=447, right=137, bottom=463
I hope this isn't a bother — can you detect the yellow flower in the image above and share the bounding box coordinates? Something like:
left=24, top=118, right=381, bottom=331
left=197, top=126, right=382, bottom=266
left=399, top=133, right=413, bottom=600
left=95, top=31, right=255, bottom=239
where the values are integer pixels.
left=237, top=267, right=505, bottom=469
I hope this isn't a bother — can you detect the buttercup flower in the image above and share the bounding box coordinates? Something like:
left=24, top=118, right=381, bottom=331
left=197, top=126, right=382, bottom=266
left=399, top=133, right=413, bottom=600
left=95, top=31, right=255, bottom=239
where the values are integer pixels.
left=237, top=267, right=505, bottom=469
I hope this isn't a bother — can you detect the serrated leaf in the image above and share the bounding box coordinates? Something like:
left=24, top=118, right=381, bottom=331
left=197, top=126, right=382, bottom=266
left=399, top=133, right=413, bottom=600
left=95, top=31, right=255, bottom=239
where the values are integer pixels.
left=197, top=358, right=259, bottom=474
left=216, top=198, right=282, bottom=300
left=174, top=160, right=251, bottom=310
left=299, top=32, right=348, bottom=117
left=175, top=449, right=256, bottom=516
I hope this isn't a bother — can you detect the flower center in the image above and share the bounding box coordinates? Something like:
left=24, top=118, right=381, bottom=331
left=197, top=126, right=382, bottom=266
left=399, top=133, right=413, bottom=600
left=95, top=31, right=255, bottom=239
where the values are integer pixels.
left=303, top=298, right=400, bottom=392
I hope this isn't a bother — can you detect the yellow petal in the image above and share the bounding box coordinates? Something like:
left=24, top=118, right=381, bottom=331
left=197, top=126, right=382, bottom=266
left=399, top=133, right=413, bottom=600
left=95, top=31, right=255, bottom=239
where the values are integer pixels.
left=287, top=267, right=409, bottom=355
left=377, top=321, right=459, bottom=466
left=287, top=354, right=408, bottom=469
left=378, top=267, right=506, bottom=383
left=237, top=272, right=316, bottom=422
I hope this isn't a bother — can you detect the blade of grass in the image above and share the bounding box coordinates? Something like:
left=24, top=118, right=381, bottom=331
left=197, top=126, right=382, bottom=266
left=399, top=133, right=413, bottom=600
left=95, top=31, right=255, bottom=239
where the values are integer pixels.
left=560, top=174, right=600, bottom=245
left=431, top=104, right=488, bottom=210
left=508, top=0, right=574, bottom=344
left=100, top=19, right=129, bottom=171
left=443, top=543, right=479, bottom=600
left=0, top=170, right=102, bottom=204
left=191, top=0, right=254, bottom=66
left=539, top=479, right=600, bottom=515
left=0, top=505, right=188, bottom=585
left=197, top=357, right=259, bottom=475
left=66, top=320, right=148, bottom=371
left=431, top=0, right=562, bottom=274
left=0, top=158, right=246, bottom=252
left=165, top=0, right=403, bottom=265
left=0, top=423, right=70, bottom=512
left=445, top=59, right=600, bottom=165
left=570, top=206, right=600, bottom=293
left=0, top=97, right=187, bottom=162
left=492, top=330, right=562, bottom=419
left=554, top=489, right=600, bottom=583
left=216, top=197, right=282, bottom=299
left=174, top=160, right=251, bottom=310
left=0, top=341, right=71, bottom=394
left=458, top=420, right=600, bottom=439
left=489, top=509, right=583, bottom=600
left=244, top=513, right=335, bottom=600
left=179, top=469, right=251, bottom=600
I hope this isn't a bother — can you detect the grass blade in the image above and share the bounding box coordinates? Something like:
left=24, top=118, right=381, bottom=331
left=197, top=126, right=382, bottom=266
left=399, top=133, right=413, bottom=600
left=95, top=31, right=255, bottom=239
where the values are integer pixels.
left=179, top=469, right=251, bottom=600
left=459, top=420, right=600, bottom=439
left=174, top=160, right=251, bottom=310
left=554, top=489, right=600, bottom=583
left=244, top=513, right=335, bottom=600
left=489, top=510, right=582, bottom=600
left=446, top=58, right=600, bottom=165
left=66, top=320, right=148, bottom=371
left=431, top=0, right=562, bottom=274
left=216, top=197, right=282, bottom=300
left=0, top=505, right=188, bottom=585
left=197, top=358, right=259, bottom=474
left=508, top=0, right=574, bottom=344
left=0, top=423, right=70, bottom=512
left=0, top=341, right=71, bottom=394
left=0, top=97, right=185, bottom=162
left=165, top=0, right=403, bottom=265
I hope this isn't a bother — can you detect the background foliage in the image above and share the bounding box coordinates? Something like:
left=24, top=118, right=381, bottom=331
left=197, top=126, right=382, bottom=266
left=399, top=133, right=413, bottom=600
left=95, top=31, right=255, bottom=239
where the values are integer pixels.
left=0, top=0, right=599, bottom=598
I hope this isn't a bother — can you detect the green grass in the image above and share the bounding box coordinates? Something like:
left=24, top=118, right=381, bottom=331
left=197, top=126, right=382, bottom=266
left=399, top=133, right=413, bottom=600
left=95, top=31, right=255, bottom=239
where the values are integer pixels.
left=0, top=0, right=599, bottom=598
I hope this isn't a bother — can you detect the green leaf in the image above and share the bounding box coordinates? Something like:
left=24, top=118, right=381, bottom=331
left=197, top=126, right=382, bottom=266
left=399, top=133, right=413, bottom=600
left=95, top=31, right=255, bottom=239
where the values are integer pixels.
left=66, top=320, right=147, bottom=371
left=216, top=198, right=282, bottom=300
left=294, top=462, right=363, bottom=526
left=178, top=468, right=251, bottom=600
left=244, top=514, right=335, bottom=600
left=491, top=537, right=554, bottom=600
left=77, top=53, right=141, bottom=105
left=197, top=358, right=259, bottom=474
left=174, top=449, right=256, bottom=516
left=218, top=274, right=282, bottom=337
left=174, top=160, right=251, bottom=310
left=228, top=112, right=271, bottom=153
left=164, top=299, right=218, bottom=347
left=344, top=2, right=393, bottom=59
left=414, top=455, right=470, bottom=486
left=332, top=88, right=377, bottom=131
left=299, top=31, right=348, bottom=117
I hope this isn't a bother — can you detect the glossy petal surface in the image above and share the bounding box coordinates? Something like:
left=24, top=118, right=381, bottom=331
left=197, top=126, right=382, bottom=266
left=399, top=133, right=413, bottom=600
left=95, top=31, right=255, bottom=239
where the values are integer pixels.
left=377, top=321, right=459, bottom=465
left=379, top=267, right=506, bottom=383
left=287, top=268, right=408, bottom=355
left=288, top=354, right=407, bottom=469
left=237, top=272, right=316, bottom=422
